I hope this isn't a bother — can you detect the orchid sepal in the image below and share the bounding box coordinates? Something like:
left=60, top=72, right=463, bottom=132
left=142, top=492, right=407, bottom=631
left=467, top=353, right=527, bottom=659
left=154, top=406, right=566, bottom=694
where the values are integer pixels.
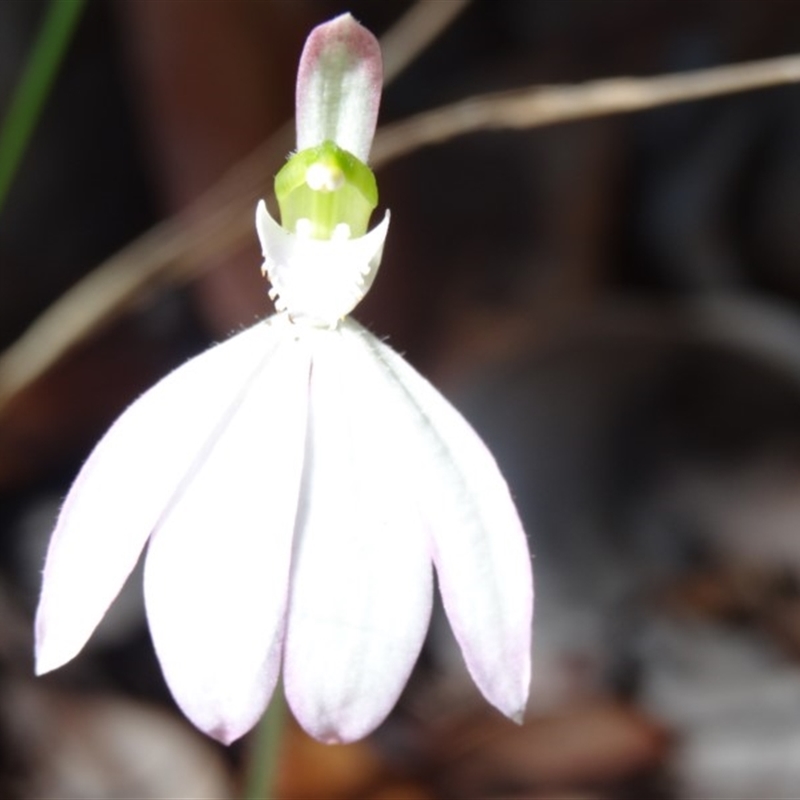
left=295, top=12, right=382, bottom=162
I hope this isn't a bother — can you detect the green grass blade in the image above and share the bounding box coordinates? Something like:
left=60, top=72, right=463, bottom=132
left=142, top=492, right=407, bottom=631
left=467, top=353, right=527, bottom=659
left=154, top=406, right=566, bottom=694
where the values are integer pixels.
left=0, top=0, right=88, bottom=216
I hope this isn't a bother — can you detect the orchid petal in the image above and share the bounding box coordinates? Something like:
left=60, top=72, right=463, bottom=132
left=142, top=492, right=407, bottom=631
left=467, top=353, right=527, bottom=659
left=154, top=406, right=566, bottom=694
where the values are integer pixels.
left=144, top=331, right=310, bottom=744
left=346, top=320, right=533, bottom=722
left=296, top=13, right=382, bottom=162
left=35, top=321, right=284, bottom=677
left=284, top=328, right=432, bottom=744
left=256, top=200, right=389, bottom=325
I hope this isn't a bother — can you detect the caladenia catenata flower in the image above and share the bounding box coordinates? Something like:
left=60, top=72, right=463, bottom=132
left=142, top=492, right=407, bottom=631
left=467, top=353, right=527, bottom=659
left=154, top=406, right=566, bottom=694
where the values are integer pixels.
left=34, top=13, right=533, bottom=745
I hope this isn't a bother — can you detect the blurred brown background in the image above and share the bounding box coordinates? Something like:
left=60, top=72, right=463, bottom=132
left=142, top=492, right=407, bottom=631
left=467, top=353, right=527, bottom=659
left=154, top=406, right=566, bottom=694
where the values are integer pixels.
left=2, top=0, right=800, bottom=797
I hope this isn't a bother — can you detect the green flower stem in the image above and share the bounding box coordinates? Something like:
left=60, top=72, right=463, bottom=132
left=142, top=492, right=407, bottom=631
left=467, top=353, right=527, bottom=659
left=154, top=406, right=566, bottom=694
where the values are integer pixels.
left=243, top=685, right=287, bottom=800
left=0, top=0, right=87, bottom=216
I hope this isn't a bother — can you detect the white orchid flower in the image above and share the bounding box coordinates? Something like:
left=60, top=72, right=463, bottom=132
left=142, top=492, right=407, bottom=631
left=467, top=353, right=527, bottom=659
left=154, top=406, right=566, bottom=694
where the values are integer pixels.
left=34, top=13, right=533, bottom=746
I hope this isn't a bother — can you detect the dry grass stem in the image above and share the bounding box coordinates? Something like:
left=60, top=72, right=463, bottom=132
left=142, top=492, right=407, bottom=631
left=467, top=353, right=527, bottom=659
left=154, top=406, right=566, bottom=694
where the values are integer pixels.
left=1, top=39, right=799, bottom=413
left=380, top=0, right=471, bottom=84
left=371, top=52, right=800, bottom=162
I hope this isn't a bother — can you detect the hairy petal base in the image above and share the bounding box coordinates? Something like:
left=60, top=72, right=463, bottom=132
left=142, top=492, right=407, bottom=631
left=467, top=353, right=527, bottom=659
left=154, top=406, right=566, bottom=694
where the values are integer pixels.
left=256, top=200, right=389, bottom=325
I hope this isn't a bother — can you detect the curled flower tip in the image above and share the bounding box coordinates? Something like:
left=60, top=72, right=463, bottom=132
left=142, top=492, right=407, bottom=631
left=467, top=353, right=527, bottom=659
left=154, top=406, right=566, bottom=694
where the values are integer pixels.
left=296, top=13, right=382, bottom=162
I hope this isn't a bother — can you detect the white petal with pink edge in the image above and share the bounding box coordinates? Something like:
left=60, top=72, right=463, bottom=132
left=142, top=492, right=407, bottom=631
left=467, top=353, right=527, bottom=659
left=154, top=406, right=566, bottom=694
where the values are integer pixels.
left=35, top=320, right=283, bottom=676
left=347, top=320, right=533, bottom=722
left=284, top=327, right=432, bottom=743
left=144, top=333, right=310, bottom=744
